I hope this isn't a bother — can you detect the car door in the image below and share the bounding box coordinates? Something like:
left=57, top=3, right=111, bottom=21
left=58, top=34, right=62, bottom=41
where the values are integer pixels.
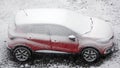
left=27, top=24, right=51, bottom=50
left=47, top=24, right=79, bottom=53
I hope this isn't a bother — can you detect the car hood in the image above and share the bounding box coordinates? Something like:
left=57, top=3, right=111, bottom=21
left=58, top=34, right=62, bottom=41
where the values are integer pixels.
left=82, top=18, right=113, bottom=39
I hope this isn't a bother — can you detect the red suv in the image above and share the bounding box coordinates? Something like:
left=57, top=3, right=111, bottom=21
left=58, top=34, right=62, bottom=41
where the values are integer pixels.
left=7, top=9, right=114, bottom=63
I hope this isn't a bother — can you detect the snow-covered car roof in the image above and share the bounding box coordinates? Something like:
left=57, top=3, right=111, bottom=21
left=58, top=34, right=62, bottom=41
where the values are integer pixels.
left=15, top=8, right=92, bottom=34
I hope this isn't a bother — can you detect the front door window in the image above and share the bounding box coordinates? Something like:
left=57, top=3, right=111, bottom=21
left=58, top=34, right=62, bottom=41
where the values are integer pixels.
left=47, top=24, right=79, bottom=53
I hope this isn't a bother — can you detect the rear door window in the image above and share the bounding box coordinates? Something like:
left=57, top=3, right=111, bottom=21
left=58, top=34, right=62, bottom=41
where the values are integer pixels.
left=31, top=24, right=48, bottom=34
left=16, top=25, right=31, bottom=33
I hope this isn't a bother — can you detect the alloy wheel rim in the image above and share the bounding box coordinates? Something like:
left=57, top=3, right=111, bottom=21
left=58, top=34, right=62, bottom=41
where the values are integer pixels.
left=14, top=48, right=30, bottom=61
left=83, top=48, right=97, bottom=62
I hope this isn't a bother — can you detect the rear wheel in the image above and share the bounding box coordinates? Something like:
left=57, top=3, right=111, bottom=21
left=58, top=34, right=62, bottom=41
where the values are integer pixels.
left=13, top=47, right=32, bottom=62
left=81, top=48, right=100, bottom=63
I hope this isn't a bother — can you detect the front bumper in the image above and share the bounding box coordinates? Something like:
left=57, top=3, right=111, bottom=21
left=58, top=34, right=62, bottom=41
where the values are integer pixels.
left=104, top=43, right=115, bottom=55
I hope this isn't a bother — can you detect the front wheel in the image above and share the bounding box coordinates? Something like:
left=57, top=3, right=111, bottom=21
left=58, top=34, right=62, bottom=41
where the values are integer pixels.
left=13, top=47, right=32, bottom=62
left=81, top=48, right=100, bottom=63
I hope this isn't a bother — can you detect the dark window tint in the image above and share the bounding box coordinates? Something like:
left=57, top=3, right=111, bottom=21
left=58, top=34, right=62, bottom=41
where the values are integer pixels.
left=16, top=24, right=47, bottom=34
left=31, top=25, right=47, bottom=34
left=47, top=24, right=76, bottom=36
left=16, top=25, right=31, bottom=33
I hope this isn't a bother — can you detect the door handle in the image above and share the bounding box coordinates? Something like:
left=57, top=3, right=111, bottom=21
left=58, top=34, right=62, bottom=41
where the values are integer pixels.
left=52, top=40, right=57, bottom=42
left=27, top=37, right=31, bottom=40
left=29, top=37, right=31, bottom=39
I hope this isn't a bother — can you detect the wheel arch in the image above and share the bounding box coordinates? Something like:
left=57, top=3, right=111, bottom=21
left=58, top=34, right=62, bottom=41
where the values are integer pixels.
left=79, top=46, right=101, bottom=55
left=13, top=45, right=33, bottom=53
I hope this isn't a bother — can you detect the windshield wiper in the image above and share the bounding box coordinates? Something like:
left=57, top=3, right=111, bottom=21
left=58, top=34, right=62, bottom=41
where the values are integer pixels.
left=83, top=17, right=93, bottom=34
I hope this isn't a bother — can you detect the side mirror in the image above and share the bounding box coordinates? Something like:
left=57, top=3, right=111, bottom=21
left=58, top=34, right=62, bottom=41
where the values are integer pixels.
left=68, top=35, right=76, bottom=41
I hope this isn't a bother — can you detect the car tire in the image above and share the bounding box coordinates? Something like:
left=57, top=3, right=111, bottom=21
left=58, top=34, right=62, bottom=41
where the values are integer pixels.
left=13, top=47, right=32, bottom=62
left=81, top=47, right=100, bottom=63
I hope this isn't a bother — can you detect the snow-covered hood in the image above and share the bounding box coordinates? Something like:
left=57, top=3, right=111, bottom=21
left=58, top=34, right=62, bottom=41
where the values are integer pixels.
left=82, top=18, right=113, bottom=40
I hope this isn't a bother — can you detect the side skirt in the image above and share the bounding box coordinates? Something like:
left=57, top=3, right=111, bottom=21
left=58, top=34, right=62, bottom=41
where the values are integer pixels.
left=35, top=50, right=71, bottom=54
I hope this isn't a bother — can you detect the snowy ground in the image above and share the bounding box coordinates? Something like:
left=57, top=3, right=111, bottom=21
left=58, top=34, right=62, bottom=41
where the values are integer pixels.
left=0, top=0, right=120, bottom=68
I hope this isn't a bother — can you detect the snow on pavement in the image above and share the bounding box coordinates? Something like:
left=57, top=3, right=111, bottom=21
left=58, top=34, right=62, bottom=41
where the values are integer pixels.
left=0, top=0, right=120, bottom=68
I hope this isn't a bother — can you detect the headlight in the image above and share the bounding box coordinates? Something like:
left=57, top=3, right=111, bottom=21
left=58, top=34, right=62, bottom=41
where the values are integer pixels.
left=96, top=36, right=114, bottom=43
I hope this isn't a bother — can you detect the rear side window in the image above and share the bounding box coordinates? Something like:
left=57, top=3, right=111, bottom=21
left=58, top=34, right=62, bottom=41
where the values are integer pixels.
left=16, top=25, right=31, bottom=33
left=16, top=24, right=48, bottom=34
